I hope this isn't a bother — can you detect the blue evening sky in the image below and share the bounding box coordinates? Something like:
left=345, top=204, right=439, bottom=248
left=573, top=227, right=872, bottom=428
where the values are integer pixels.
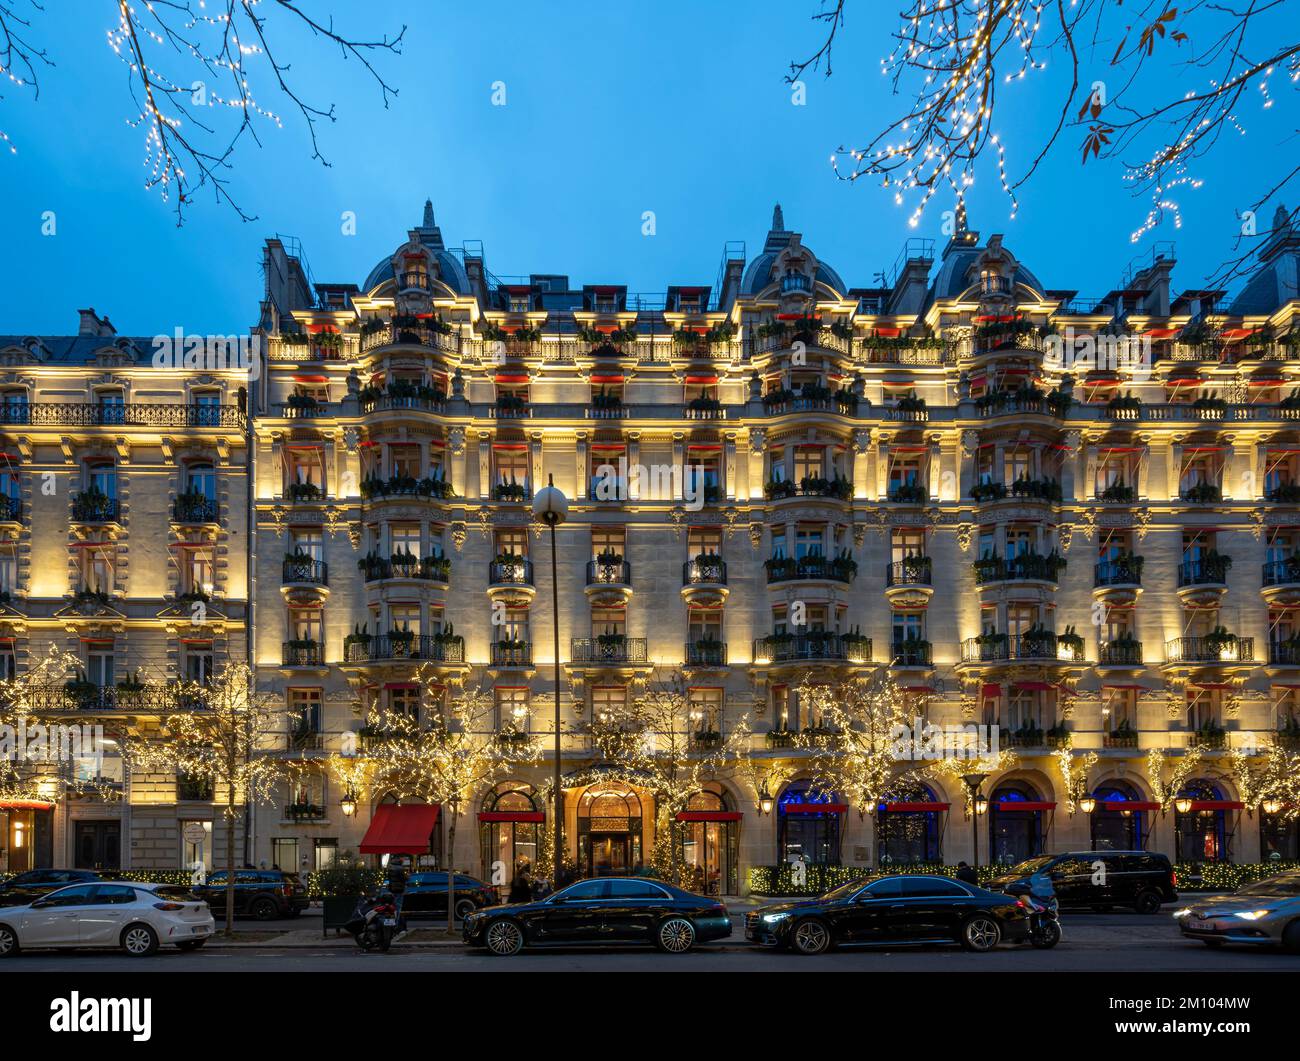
left=0, top=1, right=1295, bottom=335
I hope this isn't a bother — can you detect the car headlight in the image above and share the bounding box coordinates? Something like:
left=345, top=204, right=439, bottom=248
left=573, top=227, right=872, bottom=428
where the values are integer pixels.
left=1172, top=908, right=1192, bottom=918
left=762, top=912, right=792, bottom=924
left=1233, top=909, right=1273, bottom=921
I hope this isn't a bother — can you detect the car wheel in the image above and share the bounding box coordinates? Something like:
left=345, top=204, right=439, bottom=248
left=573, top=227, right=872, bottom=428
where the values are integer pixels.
left=960, top=915, right=1002, bottom=952
left=250, top=897, right=278, bottom=922
left=0, top=925, right=18, bottom=958
left=454, top=898, right=477, bottom=922
left=791, top=918, right=832, bottom=956
left=121, top=924, right=159, bottom=957
left=1282, top=921, right=1300, bottom=955
left=1133, top=891, right=1161, bottom=915
left=484, top=918, right=525, bottom=956
left=656, top=917, right=696, bottom=954
left=176, top=939, right=206, bottom=951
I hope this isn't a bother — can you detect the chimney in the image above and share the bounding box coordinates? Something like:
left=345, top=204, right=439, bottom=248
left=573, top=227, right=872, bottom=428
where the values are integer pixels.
left=77, top=308, right=116, bottom=337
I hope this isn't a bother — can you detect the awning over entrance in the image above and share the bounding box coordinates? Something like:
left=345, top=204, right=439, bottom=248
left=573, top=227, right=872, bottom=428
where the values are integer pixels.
left=478, top=811, right=545, bottom=823
left=1100, top=801, right=1160, bottom=812
left=359, top=804, right=440, bottom=854
left=0, top=800, right=55, bottom=811
left=993, top=801, right=1057, bottom=812
left=879, top=802, right=950, bottom=812
left=674, top=811, right=743, bottom=822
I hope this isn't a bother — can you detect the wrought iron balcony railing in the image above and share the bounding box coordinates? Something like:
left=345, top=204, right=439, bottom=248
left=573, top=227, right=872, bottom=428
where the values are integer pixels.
left=1095, top=559, right=1144, bottom=587
left=685, top=641, right=728, bottom=667
left=570, top=637, right=649, bottom=664
left=282, top=642, right=323, bottom=667
left=171, top=495, right=218, bottom=523
left=358, top=555, right=450, bottom=583
left=960, top=635, right=1085, bottom=663
left=1178, top=558, right=1231, bottom=586
left=0, top=402, right=245, bottom=429
left=282, top=558, right=328, bottom=585
left=891, top=641, right=933, bottom=666
left=70, top=494, right=120, bottom=523
left=0, top=496, right=19, bottom=522
left=886, top=559, right=933, bottom=586
left=1164, top=636, right=1254, bottom=663
left=489, top=559, right=533, bottom=586
left=1099, top=641, right=1144, bottom=666
left=343, top=635, right=465, bottom=664
left=752, top=633, right=872, bottom=663
left=490, top=642, right=533, bottom=666
left=586, top=559, right=631, bottom=586
left=972, top=554, right=1063, bottom=585
left=1263, top=557, right=1300, bottom=586
left=683, top=558, right=727, bottom=585
left=764, top=555, right=857, bottom=584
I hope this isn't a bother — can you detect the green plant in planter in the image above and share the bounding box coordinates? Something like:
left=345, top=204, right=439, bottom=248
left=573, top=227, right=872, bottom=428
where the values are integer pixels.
left=1046, top=723, right=1072, bottom=747
left=764, top=478, right=797, bottom=500
left=896, top=392, right=927, bottom=413
left=1057, top=624, right=1085, bottom=652
left=1204, top=625, right=1238, bottom=651
left=595, top=630, right=627, bottom=650
left=343, top=623, right=372, bottom=650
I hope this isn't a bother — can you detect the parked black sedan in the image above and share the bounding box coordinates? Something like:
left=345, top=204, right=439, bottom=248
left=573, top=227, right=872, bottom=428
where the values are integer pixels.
left=400, top=872, right=497, bottom=921
left=462, top=876, right=731, bottom=956
left=746, top=874, right=1031, bottom=954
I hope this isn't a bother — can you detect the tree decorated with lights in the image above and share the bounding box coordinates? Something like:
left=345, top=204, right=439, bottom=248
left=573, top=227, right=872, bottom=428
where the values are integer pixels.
left=1146, top=745, right=1206, bottom=812
left=0, top=2, right=405, bottom=221
left=1229, top=742, right=1300, bottom=821
left=578, top=674, right=752, bottom=886
left=0, top=644, right=130, bottom=807
left=363, top=669, right=539, bottom=932
left=1054, top=747, right=1099, bottom=816
left=794, top=671, right=920, bottom=818
left=791, top=1, right=1299, bottom=284
left=130, top=662, right=288, bottom=935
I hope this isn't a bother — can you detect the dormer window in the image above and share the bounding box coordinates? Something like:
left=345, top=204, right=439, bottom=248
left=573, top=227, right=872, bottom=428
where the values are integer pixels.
left=508, top=295, right=530, bottom=313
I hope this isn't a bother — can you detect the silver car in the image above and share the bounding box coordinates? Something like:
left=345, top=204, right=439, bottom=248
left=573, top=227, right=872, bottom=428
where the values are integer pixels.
left=0, top=881, right=214, bottom=957
left=1174, top=871, right=1300, bottom=952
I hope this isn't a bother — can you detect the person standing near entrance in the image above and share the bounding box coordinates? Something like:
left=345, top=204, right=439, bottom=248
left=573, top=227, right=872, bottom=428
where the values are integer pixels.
left=509, top=861, right=532, bottom=902
left=955, top=861, right=978, bottom=885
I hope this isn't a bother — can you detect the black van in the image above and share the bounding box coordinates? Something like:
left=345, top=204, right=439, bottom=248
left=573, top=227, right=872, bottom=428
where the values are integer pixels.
left=988, top=851, right=1178, bottom=913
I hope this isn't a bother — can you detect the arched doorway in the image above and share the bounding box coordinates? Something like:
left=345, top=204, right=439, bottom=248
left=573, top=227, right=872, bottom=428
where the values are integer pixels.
left=675, top=784, right=740, bottom=895
left=1090, top=781, right=1149, bottom=850
left=577, top=786, right=644, bottom=877
left=989, top=782, right=1048, bottom=866
left=1174, top=779, right=1233, bottom=862
left=478, top=782, right=543, bottom=891
left=777, top=781, right=845, bottom=865
left=1261, top=811, right=1300, bottom=861
left=876, top=781, right=945, bottom=864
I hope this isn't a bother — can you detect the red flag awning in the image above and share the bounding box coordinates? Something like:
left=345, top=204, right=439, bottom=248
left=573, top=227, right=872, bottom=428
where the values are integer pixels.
left=358, top=804, right=440, bottom=854
left=477, top=811, right=545, bottom=823
left=880, top=802, right=950, bottom=813
left=0, top=799, right=55, bottom=811
left=1100, top=801, right=1160, bottom=812
left=1186, top=801, right=1244, bottom=811
left=782, top=802, right=848, bottom=814
left=674, top=811, right=744, bottom=822
left=994, top=801, right=1057, bottom=812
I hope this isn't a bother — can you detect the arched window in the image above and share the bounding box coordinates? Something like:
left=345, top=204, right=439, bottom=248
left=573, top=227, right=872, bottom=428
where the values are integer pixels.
left=576, top=785, right=644, bottom=877
left=677, top=784, right=739, bottom=895
left=479, top=782, right=542, bottom=893
left=877, top=781, right=944, bottom=864
left=777, top=780, right=844, bottom=866
left=1174, top=779, right=1231, bottom=862
left=989, top=781, right=1047, bottom=865
left=1090, top=780, right=1147, bottom=850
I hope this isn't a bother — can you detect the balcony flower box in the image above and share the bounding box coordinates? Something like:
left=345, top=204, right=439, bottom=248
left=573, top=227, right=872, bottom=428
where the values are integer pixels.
left=493, top=480, right=528, bottom=503
left=692, top=730, right=722, bottom=750
left=287, top=803, right=325, bottom=822
left=1099, top=481, right=1136, bottom=503
left=286, top=482, right=323, bottom=502
left=765, top=729, right=796, bottom=749
left=1046, top=724, right=1072, bottom=749
left=764, top=479, right=797, bottom=500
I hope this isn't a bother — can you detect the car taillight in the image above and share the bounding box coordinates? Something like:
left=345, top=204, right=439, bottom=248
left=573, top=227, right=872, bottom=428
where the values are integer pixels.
left=709, top=904, right=727, bottom=916
left=1015, top=898, right=1028, bottom=909
left=154, top=902, right=185, bottom=911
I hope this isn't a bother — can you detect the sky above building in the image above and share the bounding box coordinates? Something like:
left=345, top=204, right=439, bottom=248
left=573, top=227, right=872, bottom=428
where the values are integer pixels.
left=0, top=0, right=1295, bottom=335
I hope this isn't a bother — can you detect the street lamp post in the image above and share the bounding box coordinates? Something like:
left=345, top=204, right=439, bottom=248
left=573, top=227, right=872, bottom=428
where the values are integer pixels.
left=532, top=475, right=569, bottom=882
left=962, top=772, right=988, bottom=871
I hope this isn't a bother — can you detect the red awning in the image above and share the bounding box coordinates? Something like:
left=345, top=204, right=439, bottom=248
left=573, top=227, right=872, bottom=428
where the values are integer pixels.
left=981, top=683, right=1002, bottom=698
left=994, top=801, right=1057, bottom=812
left=358, top=804, right=440, bottom=854
left=782, top=802, right=848, bottom=814
left=477, top=811, right=545, bottom=823
left=1186, top=801, right=1244, bottom=811
left=0, top=799, right=55, bottom=811
left=1100, top=801, right=1160, bottom=812
left=674, top=811, right=744, bottom=822
left=880, top=802, right=950, bottom=813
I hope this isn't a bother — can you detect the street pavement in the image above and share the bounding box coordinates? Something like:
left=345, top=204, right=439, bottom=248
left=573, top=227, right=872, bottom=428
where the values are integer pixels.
left=7, top=910, right=1300, bottom=971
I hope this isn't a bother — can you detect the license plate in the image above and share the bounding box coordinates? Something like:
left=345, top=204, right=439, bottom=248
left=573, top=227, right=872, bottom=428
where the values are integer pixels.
left=1185, top=917, right=1212, bottom=931
left=193, top=926, right=206, bottom=934
left=382, top=918, right=397, bottom=927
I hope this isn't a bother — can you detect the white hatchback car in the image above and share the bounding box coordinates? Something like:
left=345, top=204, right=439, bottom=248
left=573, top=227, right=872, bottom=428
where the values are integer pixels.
left=0, top=881, right=214, bottom=957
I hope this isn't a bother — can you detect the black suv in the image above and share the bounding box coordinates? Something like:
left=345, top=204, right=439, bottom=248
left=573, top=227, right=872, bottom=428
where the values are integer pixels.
left=193, top=870, right=309, bottom=920
left=0, top=869, right=121, bottom=907
left=988, top=851, right=1178, bottom=913
left=400, top=873, right=498, bottom=921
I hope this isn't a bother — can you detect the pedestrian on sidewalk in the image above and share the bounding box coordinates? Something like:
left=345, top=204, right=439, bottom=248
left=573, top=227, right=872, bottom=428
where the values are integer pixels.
left=955, top=861, right=978, bottom=886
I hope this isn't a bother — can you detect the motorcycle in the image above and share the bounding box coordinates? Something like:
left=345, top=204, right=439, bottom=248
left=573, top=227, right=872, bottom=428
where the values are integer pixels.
left=344, top=889, right=399, bottom=952
left=1005, top=882, right=1062, bottom=948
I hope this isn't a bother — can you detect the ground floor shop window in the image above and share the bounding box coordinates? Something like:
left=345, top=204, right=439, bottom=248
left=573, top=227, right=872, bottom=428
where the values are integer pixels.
left=1174, top=780, right=1232, bottom=862
left=0, top=806, right=53, bottom=872
left=180, top=819, right=213, bottom=872
left=479, top=781, right=542, bottom=890
left=272, top=837, right=300, bottom=873
left=989, top=783, right=1046, bottom=866
left=778, top=781, right=844, bottom=865
left=1261, top=814, right=1300, bottom=861
left=876, top=783, right=944, bottom=864
left=1090, top=782, right=1148, bottom=850
left=675, top=785, right=739, bottom=895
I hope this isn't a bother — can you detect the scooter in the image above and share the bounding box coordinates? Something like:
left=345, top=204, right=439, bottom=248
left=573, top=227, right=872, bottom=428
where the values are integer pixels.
left=1005, top=882, right=1062, bottom=948
left=344, top=889, right=399, bottom=952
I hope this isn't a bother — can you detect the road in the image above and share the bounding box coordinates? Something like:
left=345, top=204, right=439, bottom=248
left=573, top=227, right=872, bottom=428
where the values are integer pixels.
left=7, top=911, right=1300, bottom=971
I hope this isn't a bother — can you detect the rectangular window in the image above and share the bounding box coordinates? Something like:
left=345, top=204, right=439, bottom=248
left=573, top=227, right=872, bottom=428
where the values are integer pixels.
left=180, top=820, right=213, bottom=872
left=495, top=687, right=530, bottom=731
left=493, top=448, right=529, bottom=489
left=688, top=687, right=723, bottom=733
left=288, top=688, right=322, bottom=732
left=591, top=605, right=625, bottom=638
left=289, top=608, right=322, bottom=644
left=794, top=446, right=824, bottom=482
left=591, top=686, right=626, bottom=723
left=272, top=838, right=300, bottom=875
left=184, top=643, right=214, bottom=684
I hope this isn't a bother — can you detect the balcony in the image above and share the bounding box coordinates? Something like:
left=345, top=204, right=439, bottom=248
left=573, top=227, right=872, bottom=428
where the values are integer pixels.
left=886, top=482, right=929, bottom=505
left=1262, top=557, right=1300, bottom=607
left=891, top=640, right=933, bottom=667
left=764, top=554, right=857, bottom=585
left=972, top=554, right=1064, bottom=586
left=1178, top=557, right=1231, bottom=587
left=1269, top=641, right=1300, bottom=666
left=0, top=496, right=20, bottom=523
left=360, top=474, right=455, bottom=502
left=1094, top=558, right=1144, bottom=588
left=886, top=558, right=933, bottom=587
left=1164, top=635, right=1254, bottom=664
left=585, top=557, right=632, bottom=606
left=284, top=482, right=325, bottom=504
left=763, top=477, right=853, bottom=502
left=1180, top=483, right=1223, bottom=504
left=359, top=321, right=459, bottom=356
left=489, top=558, right=533, bottom=587
left=752, top=633, right=872, bottom=664
left=570, top=637, right=650, bottom=665
left=282, top=558, right=328, bottom=586
left=171, top=495, right=219, bottom=524
left=681, top=556, right=728, bottom=607
left=358, top=554, right=450, bottom=584
left=970, top=478, right=1062, bottom=504
left=490, top=642, right=533, bottom=667
left=960, top=634, right=1085, bottom=663
left=342, top=634, right=465, bottom=665
left=70, top=493, right=120, bottom=523
left=684, top=640, right=728, bottom=667
left=281, top=641, right=324, bottom=668
left=0, top=401, right=245, bottom=429
left=28, top=683, right=199, bottom=713
left=1099, top=640, right=1144, bottom=666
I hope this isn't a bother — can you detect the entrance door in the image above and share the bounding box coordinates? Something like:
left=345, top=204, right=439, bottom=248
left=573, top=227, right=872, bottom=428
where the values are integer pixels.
left=589, top=834, right=629, bottom=876
left=74, top=821, right=121, bottom=871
